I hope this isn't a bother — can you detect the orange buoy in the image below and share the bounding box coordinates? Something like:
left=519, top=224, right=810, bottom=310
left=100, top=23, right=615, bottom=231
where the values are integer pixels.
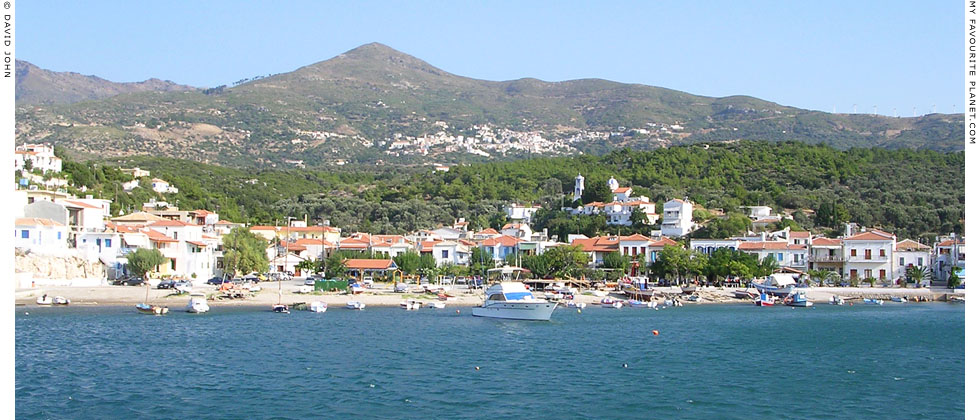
left=652, top=330, right=660, bottom=336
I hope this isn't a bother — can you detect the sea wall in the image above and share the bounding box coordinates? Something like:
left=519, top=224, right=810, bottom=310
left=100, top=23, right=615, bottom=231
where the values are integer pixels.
left=15, top=249, right=107, bottom=287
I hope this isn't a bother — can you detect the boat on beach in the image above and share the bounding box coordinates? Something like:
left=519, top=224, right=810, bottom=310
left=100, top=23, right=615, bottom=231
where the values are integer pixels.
left=890, top=296, right=908, bottom=303
left=185, top=294, right=210, bottom=313
left=863, top=298, right=884, bottom=305
left=346, top=301, right=366, bottom=310
left=628, top=299, right=656, bottom=308
left=750, top=274, right=797, bottom=297
left=36, top=294, right=52, bottom=305
left=427, top=301, right=446, bottom=309
left=471, top=281, right=558, bottom=321
left=400, top=300, right=422, bottom=310
left=681, top=286, right=698, bottom=295
left=732, top=289, right=758, bottom=300
left=829, top=295, right=845, bottom=305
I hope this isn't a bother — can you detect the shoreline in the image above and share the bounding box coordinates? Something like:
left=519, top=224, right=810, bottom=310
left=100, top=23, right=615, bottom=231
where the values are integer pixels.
left=14, top=283, right=963, bottom=309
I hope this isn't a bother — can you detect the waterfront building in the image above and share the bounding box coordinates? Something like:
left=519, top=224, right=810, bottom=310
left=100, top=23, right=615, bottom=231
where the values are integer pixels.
left=842, top=230, right=896, bottom=284
left=661, top=199, right=694, bottom=237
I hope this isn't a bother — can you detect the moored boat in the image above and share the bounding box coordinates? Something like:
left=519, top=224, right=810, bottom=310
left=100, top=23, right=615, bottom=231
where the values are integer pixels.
left=628, top=299, right=656, bottom=308
left=136, top=303, right=169, bottom=315
left=750, top=274, right=798, bottom=297
left=272, top=303, right=290, bottom=313
left=829, top=295, right=845, bottom=305
left=755, top=292, right=776, bottom=307
left=784, top=291, right=813, bottom=307
left=346, top=301, right=365, bottom=310
left=680, top=286, right=698, bottom=295
left=52, top=296, right=70, bottom=305
left=863, top=298, right=884, bottom=305
left=471, top=282, right=558, bottom=320
left=400, top=300, right=422, bottom=310
left=732, top=289, right=758, bottom=300
left=36, top=294, right=52, bottom=305
left=309, top=300, right=328, bottom=313
left=185, top=294, right=210, bottom=313
left=427, top=301, right=446, bottom=309
left=890, top=296, right=908, bottom=303
left=600, top=297, right=624, bottom=309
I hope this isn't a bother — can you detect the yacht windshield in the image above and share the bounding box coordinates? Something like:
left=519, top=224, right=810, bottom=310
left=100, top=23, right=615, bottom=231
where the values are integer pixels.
left=504, top=292, right=534, bottom=301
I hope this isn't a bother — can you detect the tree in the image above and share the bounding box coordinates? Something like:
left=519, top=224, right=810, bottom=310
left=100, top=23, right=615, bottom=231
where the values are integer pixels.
left=808, top=269, right=831, bottom=287
left=322, top=254, right=347, bottom=279
left=126, top=248, right=166, bottom=280
left=581, top=177, right=612, bottom=204
left=947, top=271, right=961, bottom=290
left=522, top=254, right=550, bottom=279
left=393, top=251, right=421, bottom=276
left=296, top=259, right=319, bottom=274
left=222, top=227, right=269, bottom=277
left=420, top=254, right=437, bottom=279
left=543, top=245, right=589, bottom=279
left=905, top=265, right=926, bottom=288
left=649, top=245, right=688, bottom=285
left=755, top=255, right=779, bottom=278
left=470, top=247, right=493, bottom=278
left=602, top=251, right=629, bottom=271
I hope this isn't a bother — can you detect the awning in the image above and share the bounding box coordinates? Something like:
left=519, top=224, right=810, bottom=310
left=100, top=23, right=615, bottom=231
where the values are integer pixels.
left=122, top=233, right=149, bottom=248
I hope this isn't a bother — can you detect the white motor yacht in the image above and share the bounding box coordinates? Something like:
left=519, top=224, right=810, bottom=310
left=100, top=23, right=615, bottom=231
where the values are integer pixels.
left=185, top=294, right=210, bottom=313
left=471, top=282, right=558, bottom=321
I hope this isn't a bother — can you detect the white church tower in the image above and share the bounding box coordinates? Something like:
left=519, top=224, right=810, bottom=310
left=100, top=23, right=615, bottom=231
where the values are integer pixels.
left=573, top=173, right=585, bottom=202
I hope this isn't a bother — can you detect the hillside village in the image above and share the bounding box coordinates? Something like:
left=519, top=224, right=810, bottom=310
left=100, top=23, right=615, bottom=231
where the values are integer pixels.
left=13, top=143, right=965, bottom=290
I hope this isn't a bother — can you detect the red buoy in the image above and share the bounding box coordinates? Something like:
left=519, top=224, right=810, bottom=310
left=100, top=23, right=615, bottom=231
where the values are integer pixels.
left=652, top=330, right=660, bottom=336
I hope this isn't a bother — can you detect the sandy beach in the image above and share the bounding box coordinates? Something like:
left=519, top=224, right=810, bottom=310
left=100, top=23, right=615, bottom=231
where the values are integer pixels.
left=14, top=282, right=963, bottom=309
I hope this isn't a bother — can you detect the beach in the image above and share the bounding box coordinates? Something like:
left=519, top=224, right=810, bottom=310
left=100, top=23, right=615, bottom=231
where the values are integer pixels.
left=14, top=282, right=963, bottom=308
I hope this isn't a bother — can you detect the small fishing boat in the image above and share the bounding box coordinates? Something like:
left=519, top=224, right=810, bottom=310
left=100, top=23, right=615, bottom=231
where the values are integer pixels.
left=784, top=291, right=813, bottom=307
left=346, top=301, right=365, bottom=310
left=136, top=303, right=169, bottom=315
left=686, top=294, right=703, bottom=303
left=829, top=295, right=845, bottom=305
left=863, top=298, right=884, bottom=305
left=427, top=301, right=446, bottom=309
left=350, top=283, right=365, bottom=294
left=564, top=301, right=586, bottom=309
left=600, top=297, right=623, bottom=309
left=400, top=300, right=422, bottom=310
left=755, top=292, right=776, bottom=307
left=628, top=299, right=656, bottom=308
left=732, top=289, right=758, bottom=300
left=185, top=294, right=210, bottom=313
left=751, top=274, right=798, bottom=297
left=272, top=303, right=290, bottom=313
left=309, top=301, right=328, bottom=313
left=890, top=296, right=908, bottom=303
left=52, top=296, right=70, bottom=305
left=663, top=298, right=683, bottom=307
left=680, top=286, right=698, bottom=295
left=36, top=295, right=52, bottom=305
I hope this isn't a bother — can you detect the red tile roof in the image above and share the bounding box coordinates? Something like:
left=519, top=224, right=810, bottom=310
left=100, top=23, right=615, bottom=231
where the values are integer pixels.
left=896, top=239, right=930, bottom=251
left=483, top=235, right=520, bottom=247
left=570, top=237, right=619, bottom=253
left=738, top=241, right=805, bottom=251
left=61, top=200, right=101, bottom=209
left=937, top=239, right=965, bottom=247
left=145, top=229, right=178, bottom=242
left=811, top=237, right=842, bottom=246
left=619, top=233, right=653, bottom=242
left=15, top=217, right=63, bottom=227
left=344, top=259, right=396, bottom=270
left=150, top=219, right=193, bottom=227
left=476, top=228, right=499, bottom=235
left=187, top=241, right=208, bottom=247
left=788, top=231, right=811, bottom=238
left=612, top=187, right=631, bottom=193
left=845, top=230, right=895, bottom=241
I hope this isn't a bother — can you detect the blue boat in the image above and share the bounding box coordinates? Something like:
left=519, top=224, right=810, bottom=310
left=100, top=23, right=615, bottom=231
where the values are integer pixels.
left=863, top=298, right=884, bottom=305
left=784, top=291, right=813, bottom=307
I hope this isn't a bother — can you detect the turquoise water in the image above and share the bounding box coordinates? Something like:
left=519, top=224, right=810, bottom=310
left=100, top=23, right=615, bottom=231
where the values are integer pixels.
left=16, top=303, right=964, bottom=419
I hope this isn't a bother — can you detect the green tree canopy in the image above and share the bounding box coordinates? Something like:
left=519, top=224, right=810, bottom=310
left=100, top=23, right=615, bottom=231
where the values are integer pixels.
left=222, top=227, right=269, bottom=276
left=126, top=248, right=166, bottom=280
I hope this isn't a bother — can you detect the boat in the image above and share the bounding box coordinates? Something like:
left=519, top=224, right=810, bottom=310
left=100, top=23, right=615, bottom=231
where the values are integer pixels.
left=829, top=295, right=845, bottom=305
left=350, top=283, right=365, bottom=294
left=755, top=292, right=776, bottom=307
left=136, top=278, right=168, bottom=315
left=471, top=282, right=559, bottom=321
left=863, top=298, right=884, bottom=305
left=346, top=301, right=366, bottom=310
left=732, top=289, right=758, bottom=300
left=750, top=274, right=798, bottom=297
left=272, top=304, right=290, bottom=313
left=784, top=291, right=813, bottom=307
left=600, top=297, right=624, bottom=309
left=680, top=286, right=698, bottom=295
left=36, top=294, right=52, bottom=305
left=185, top=294, right=210, bottom=313
left=890, top=296, right=908, bottom=303
left=564, top=301, right=587, bottom=309
left=628, top=299, right=656, bottom=308
left=587, top=289, right=609, bottom=297
left=309, top=300, right=327, bottom=313
left=686, top=294, right=703, bottom=303
left=400, top=300, right=422, bottom=310
left=427, top=301, right=446, bottom=309
left=52, top=296, right=70, bottom=305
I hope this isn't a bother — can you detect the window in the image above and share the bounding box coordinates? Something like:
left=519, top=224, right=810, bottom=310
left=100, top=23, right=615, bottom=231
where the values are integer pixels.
left=864, top=269, right=872, bottom=279
left=850, top=249, right=857, bottom=257
left=917, top=257, right=923, bottom=266
left=57, top=232, right=62, bottom=240
left=879, top=249, right=885, bottom=257
left=879, top=269, right=886, bottom=279
left=105, top=239, right=111, bottom=248
left=777, top=253, right=783, bottom=261
left=170, top=259, right=176, bottom=270
left=20, top=230, right=28, bottom=239
left=96, top=238, right=102, bottom=247
left=849, top=269, right=858, bottom=279
left=442, top=250, right=449, bottom=259
left=899, top=257, right=905, bottom=266
left=864, top=249, right=871, bottom=260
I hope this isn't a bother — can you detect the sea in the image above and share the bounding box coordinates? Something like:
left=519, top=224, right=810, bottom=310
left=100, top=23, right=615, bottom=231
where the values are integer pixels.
left=16, top=302, right=964, bottom=419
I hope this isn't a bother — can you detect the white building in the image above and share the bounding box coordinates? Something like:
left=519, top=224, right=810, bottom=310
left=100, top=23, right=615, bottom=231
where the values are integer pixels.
left=661, top=199, right=694, bottom=237
left=690, top=239, right=741, bottom=256
left=894, top=239, right=931, bottom=284
left=505, top=204, right=540, bottom=223
left=737, top=241, right=808, bottom=271
left=150, top=178, right=179, bottom=194
left=15, top=217, right=68, bottom=253
left=842, top=230, right=896, bottom=284
left=14, top=143, right=63, bottom=173
left=433, top=241, right=471, bottom=266
left=572, top=173, right=585, bottom=202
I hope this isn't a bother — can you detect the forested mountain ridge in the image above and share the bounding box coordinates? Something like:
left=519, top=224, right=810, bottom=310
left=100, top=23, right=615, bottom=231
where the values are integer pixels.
left=16, top=43, right=963, bottom=168
left=53, top=141, right=963, bottom=242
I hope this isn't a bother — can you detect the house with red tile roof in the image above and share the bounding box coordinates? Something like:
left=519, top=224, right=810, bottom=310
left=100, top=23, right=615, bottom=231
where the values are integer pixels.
left=481, top=235, right=520, bottom=263
left=894, top=239, right=931, bottom=282
left=737, top=241, right=808, bottom=271
left=809, top=237, right=844, bottom=275
left=843, top=229, right=896, bottom=283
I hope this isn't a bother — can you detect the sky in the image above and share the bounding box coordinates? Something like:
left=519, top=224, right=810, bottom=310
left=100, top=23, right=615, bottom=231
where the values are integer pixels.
left=16, top=1, right=963, bottom=116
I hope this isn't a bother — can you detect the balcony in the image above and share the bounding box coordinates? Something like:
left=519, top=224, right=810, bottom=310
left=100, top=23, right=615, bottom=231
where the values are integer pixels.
left=810, top=255, right=844, bottom=263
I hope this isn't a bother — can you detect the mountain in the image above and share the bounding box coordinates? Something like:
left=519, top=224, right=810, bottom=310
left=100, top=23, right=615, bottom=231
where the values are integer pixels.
left=14, top=43, right=964, bottom=168
left=15, top=60, right=196, bottom=105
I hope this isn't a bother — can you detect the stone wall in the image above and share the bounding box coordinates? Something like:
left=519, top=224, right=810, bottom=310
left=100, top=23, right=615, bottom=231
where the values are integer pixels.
left=15, top=249, right=107, bottom=287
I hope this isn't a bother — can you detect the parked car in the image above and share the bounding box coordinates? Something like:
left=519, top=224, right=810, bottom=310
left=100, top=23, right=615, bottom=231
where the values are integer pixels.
left=157, top=280, right=176, bottom=289
left=174, top=280, right=193, bottom=293
left=120, top=277, right=146, bottom=286
left=304, top=279, right=316, bottom=286
left=206, top=276, right=226, bottom=285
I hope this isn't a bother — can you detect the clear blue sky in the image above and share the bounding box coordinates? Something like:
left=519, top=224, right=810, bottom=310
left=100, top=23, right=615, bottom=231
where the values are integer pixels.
left=17, top=1, right=962, bottom=116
